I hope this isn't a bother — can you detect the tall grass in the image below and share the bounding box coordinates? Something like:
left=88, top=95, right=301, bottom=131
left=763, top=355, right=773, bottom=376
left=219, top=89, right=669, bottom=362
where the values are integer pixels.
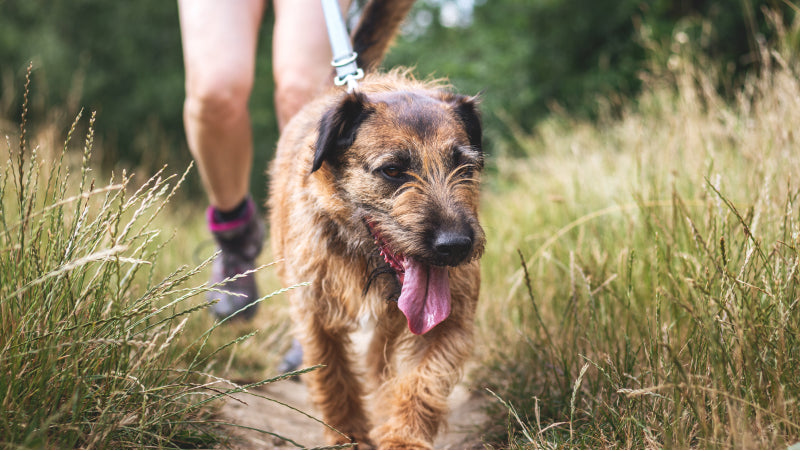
left=0, top=68, right=306, bottom=449
left=5, top=12, right=800, bottom=449
left=477, top=11, right=800, bottom=449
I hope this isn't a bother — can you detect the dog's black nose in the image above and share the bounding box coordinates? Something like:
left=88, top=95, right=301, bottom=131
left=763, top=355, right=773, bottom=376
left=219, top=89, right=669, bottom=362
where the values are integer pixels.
left=433, top=230, right=473, bottom=265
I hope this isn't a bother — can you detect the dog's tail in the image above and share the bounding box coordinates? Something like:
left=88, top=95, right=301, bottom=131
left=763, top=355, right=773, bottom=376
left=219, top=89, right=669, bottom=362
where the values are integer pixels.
left=351, top=0, right=417, bottom=72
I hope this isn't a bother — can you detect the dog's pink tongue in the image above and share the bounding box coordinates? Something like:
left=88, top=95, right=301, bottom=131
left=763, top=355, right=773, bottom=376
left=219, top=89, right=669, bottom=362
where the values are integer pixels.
left=397, top=259, right=451, bottom=335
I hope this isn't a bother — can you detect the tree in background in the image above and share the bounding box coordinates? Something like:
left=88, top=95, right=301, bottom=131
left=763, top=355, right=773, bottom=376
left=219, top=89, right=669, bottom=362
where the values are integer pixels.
left=388, top=0, right=797, bottom=155
left=0, top=0, right=279, bottom=199
left=1, top=0, right=796, bottom=192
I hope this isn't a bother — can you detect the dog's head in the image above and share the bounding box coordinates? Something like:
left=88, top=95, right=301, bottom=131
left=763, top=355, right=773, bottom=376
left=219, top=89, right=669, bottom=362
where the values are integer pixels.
left=311, top=88, right=485, bottom=334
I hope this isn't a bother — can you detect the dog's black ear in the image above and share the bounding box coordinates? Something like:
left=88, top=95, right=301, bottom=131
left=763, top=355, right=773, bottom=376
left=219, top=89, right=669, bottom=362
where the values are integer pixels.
left=312, top=91, right=374, bottom=173
left=449, top=94, right=483, bottom=151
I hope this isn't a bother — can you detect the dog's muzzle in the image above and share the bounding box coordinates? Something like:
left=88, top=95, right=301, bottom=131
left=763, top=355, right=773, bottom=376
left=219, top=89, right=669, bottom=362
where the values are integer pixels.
left=367, top=220, right=454, bottom=335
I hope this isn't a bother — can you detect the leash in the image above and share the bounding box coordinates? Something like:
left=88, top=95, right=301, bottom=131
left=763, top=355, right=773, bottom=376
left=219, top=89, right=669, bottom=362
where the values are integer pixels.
left=321, top=0, right=363, bottom=92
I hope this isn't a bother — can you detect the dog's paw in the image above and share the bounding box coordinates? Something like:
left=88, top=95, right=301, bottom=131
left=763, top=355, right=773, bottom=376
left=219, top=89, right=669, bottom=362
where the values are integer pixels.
left=351, top=435, right=376, bottom=450
left=327, top=431, right=375, bottom=450
left=374, top=431, right=431, bottom=450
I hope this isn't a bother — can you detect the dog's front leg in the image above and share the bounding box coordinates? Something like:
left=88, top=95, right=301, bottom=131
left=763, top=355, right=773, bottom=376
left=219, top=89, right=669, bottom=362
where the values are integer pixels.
left=294, top=297, right=373, bottom=448
left=371, top=315, right=475, bottom=450
left=366, top=306, right=405, bottom=386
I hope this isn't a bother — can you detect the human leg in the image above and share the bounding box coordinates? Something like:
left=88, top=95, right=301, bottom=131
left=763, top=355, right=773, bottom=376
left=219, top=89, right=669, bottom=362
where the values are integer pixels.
left=179, top=0, right=265, bottom=211
left=179, top=0, right=267, bottom=319
left=269, top=0, right=353, bottom=367
left=272, top=0, right=351, bottom=130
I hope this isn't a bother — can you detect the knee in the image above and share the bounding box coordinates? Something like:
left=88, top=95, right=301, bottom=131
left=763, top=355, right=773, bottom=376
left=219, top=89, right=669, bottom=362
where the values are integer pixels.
left=274, top=74, right=322, bottom=128
left=184, top=72, right=253, bottom=127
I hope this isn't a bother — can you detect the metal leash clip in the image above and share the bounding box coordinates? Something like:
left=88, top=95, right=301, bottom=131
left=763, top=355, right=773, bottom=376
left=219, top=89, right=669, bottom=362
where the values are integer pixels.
left=321, top=0, right=363, bottom=92
left=332, top=53, right=364, bottom=91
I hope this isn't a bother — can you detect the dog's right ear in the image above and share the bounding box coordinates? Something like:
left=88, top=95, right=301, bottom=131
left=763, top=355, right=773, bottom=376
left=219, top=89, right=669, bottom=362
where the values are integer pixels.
left=312, top=91, right=374, bottom=173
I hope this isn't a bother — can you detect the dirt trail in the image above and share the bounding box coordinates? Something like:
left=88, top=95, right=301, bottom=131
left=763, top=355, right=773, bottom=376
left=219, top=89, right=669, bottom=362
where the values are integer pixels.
left=215, top=378, right=491, bottom=449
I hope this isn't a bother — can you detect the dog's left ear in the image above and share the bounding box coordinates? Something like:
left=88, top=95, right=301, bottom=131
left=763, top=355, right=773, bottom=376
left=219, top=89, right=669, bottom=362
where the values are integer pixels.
left=312, top=91, right=374, bottom=173
left=449, top=94, right=483, bottom=151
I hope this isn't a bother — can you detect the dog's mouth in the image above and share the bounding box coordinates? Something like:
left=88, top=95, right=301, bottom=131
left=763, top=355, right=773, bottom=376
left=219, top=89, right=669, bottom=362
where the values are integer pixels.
left=367, top=220, right=451, bottom=335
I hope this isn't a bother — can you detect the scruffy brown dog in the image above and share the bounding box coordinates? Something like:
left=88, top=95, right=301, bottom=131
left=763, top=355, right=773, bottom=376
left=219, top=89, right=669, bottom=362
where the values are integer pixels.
left=268, top=1, right=484, bottom=448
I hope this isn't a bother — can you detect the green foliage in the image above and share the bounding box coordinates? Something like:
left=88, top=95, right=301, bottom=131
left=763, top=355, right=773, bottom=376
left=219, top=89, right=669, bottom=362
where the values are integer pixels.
left=1, top=1, right=185, bottom=162
left=2, top=0, right=798, bottom=179
left=474, top=18, right=800, bottom=448
left=3, top=4, right=800, bottom=449
left=387, top=0, right=797, bottom=155
left=0, top=74, right=205, bottom=446
left=0, top=72, right=305, bottom=448
left=0, top=0, right=279, bottom=201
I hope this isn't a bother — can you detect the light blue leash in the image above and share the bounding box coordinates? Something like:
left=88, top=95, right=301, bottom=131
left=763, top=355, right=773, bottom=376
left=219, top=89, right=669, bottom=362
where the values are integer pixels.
left=320, top=0, right=364, bottom=92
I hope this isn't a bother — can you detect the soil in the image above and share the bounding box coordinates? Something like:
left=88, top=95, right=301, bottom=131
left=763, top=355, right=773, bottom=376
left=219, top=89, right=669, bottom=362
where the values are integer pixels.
left=214, top=377, right=492, bottom=449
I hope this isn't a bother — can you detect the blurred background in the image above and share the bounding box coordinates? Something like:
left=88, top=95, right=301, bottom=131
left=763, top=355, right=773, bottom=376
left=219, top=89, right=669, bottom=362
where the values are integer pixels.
left=3, top=3, right=800, bottom=448
left=0, top=0, right=796, bottom=203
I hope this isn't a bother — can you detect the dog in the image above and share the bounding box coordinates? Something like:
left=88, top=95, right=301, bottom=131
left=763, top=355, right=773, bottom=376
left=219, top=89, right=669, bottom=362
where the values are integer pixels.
left=268, top=1, right=485, bottom=448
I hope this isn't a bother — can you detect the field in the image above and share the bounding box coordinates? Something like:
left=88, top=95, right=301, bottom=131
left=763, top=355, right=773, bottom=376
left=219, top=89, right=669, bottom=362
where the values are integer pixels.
left=475, top=29, right=800, bottom=448
left=2, top=25, right=800, bottom=449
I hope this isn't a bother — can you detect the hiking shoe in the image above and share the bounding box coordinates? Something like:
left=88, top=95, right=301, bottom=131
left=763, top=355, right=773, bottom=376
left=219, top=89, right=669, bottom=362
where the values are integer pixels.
left=277, top=338, right=304, bottom=375
left=207, top=197, right=264, bottom=321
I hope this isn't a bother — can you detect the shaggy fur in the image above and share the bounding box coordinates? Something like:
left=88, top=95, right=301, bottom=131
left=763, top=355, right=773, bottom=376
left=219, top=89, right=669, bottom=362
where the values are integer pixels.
left=268, top=2, right=484, bottom=448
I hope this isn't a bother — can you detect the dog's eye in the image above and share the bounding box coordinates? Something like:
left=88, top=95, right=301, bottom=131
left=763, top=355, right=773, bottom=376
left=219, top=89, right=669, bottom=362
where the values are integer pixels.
left=379, top=165, right=406, bottom=182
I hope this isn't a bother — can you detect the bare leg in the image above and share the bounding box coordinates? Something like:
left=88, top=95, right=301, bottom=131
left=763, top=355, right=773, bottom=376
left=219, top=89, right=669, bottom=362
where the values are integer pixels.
left=270, top=0, right=352, bottom=368
left=272, top=0, right=351, bottom=129
left=178, top=0, right=265, bottom=210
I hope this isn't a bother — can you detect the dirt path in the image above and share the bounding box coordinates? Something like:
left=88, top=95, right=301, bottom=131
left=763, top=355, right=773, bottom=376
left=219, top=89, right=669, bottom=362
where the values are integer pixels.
left=215, top=378, right=491, bottom=449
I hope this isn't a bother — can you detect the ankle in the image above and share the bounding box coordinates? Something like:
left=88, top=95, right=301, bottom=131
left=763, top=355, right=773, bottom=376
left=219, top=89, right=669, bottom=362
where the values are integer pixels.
left=207, top=196, right=255, bottom=233
left=213, top=197, right=250, bottom=223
